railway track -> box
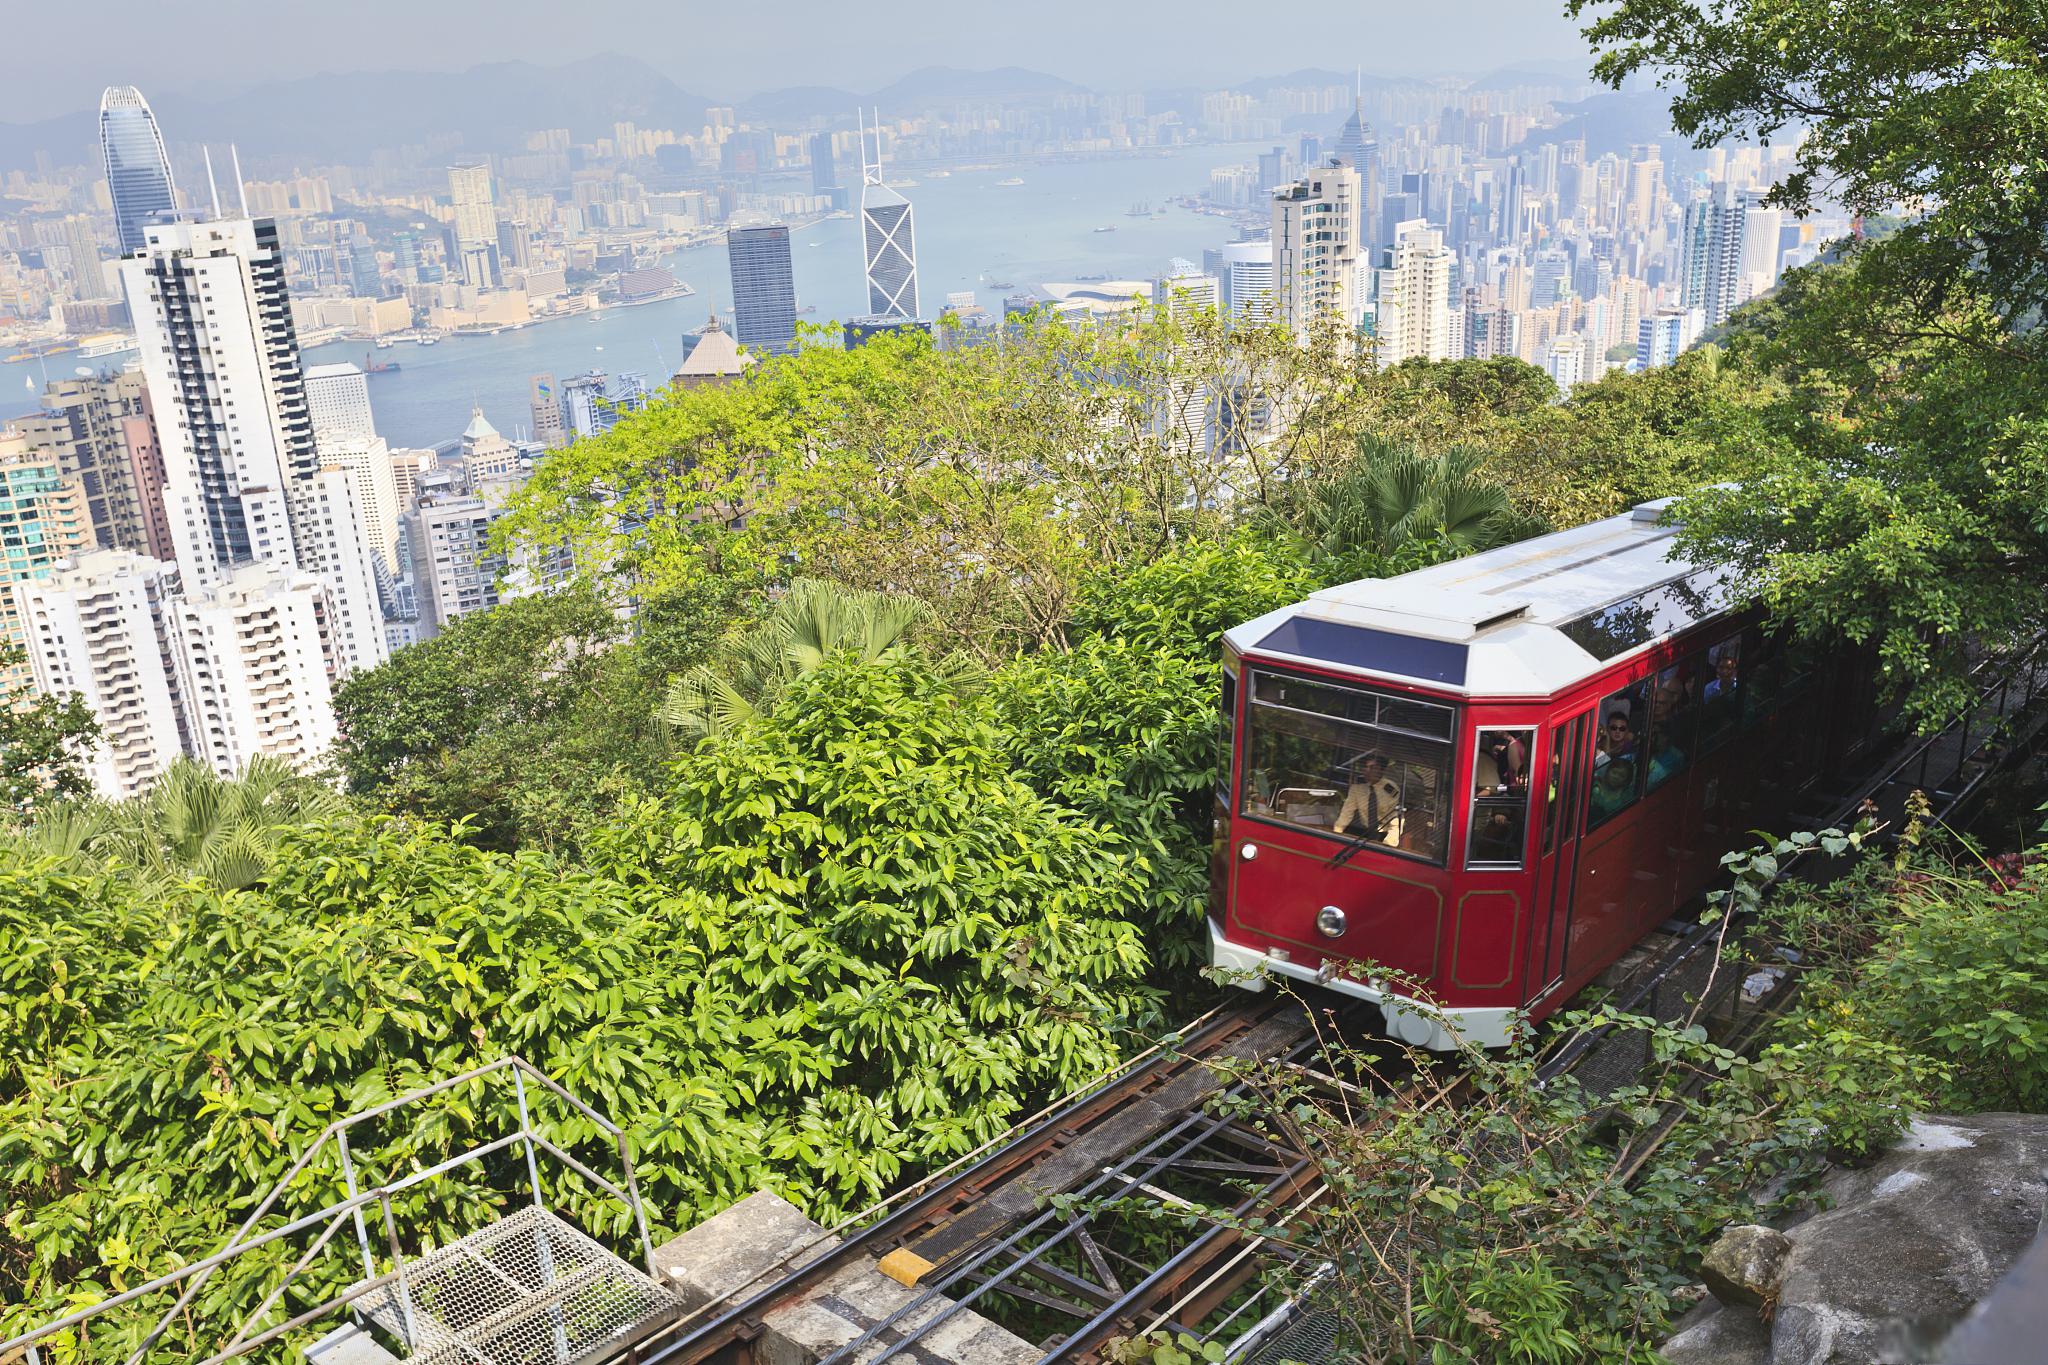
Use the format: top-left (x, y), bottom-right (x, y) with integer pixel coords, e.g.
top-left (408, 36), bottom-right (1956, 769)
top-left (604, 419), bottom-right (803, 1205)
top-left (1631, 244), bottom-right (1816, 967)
top-left (625, 999), bottom-right (1394, 1364)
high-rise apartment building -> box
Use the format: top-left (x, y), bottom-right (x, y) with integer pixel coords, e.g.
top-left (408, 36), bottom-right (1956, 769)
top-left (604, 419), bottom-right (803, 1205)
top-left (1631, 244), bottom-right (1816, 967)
top-left (529, 374), bottom-right (566, 449)
top-left (1272, 162), bottom-right (1363, 337)
top-left (99, 86), bottom-right (176, 257)
top-left (1681, 181), bottom-right (1748, 328)
top-left (1636, 306), bottom-right (1704, 370)
top-left (1545, 333), bottom-right (1586, 392)
top-left (1376, 219), bottom-right (1455, 365)
top-left (402, 476), bottom-right (508, 640)
top-left (121, 217), bottom-right (320, 593)
top-left (305, 362), bottom-right (376, 441)
top-left (293, 467), bottom-right (389, 676)
top-left (859, 116), bottom-right (920, 320)
top-left (314, 431), bottom-right (403, 575)
top-left (0, 431), bottom-right (93, 695)
top-left (169, 561), bottom-right (340, 776)
top-left (726, 224), bottom-right (798, 355)
top-left (12, 550), bottom-right (185, 798)
top-left (16, 372), bottom-right (172, 560)
top-left (448, 163), bottom-right (500, 288)
top-left (808, 131), bottom-right (838, 196)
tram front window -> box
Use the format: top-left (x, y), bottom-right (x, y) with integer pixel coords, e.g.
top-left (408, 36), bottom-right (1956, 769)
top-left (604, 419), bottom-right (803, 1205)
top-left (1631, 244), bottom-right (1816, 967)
top-left (1240, 671), bottom-right (1454, 863)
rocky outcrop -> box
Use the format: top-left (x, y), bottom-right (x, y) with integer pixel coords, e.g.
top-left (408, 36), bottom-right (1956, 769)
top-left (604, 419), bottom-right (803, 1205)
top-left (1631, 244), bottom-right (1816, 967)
top-left (1663, 1113), bottom-right (2048, 1365)
top-left (1698, 1224), bottom-right (1792, 1309)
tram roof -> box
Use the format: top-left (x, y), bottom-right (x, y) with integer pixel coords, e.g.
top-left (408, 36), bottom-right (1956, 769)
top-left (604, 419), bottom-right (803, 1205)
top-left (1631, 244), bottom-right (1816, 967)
top-left (1226, 497), bottom-right (1731, 698)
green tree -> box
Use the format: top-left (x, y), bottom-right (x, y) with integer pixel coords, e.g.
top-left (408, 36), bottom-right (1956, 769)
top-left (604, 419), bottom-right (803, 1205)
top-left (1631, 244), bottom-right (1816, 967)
top-left (1280, 437), bottom-right (1534, 581)
top-left (1573, 0), bottom-right (2048, 338)
top-left (0, 641), bottom-right (99, 817)
top-left (330, 586), bottom-right (687, 851)
top-left (658, 578), bottom-right (961, 738)
top-left (10, 755), bottom-right (346, 891)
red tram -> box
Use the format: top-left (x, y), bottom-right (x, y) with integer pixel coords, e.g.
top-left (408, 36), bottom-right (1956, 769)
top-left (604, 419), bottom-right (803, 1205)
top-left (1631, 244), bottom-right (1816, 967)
top-left (1209, 498), bottom-right (1883, 1049)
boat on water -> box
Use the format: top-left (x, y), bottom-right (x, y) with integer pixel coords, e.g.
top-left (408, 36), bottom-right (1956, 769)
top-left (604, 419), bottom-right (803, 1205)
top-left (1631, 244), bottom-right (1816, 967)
top-left (1092, 225), bottom-right (1117, 233)
top-left (373, 336), bottom-right (395, 350)
top-left (997, 176), bottom-right (1024, 186)
top-left (1126, 201), bottom-right (1152, 217)
top-left (362, 353), bottom-right (401, 375)
top-left (927, 169), bottom-right (951, 178)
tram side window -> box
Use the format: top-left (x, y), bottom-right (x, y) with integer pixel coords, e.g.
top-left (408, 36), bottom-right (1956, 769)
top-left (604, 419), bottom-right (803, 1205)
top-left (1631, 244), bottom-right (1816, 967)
top-left (1218, 669), bottom-right (1238, 801)
top-left (1588, 681), bottom-right (1649, 828)
top-left (1468, 728), bottom-right (1535, 867)
top-left (1700, 634), bottom-right (1743, 751)
top-left (1240, 671), bottom-right (1454, 863)
top-left (1646, 662), bottom-right (1697, 792)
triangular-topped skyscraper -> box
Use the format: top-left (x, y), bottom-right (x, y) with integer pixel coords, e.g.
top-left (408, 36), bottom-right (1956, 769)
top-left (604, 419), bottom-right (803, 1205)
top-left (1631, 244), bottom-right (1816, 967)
top-left (859, 109), bottom-right (920, 320)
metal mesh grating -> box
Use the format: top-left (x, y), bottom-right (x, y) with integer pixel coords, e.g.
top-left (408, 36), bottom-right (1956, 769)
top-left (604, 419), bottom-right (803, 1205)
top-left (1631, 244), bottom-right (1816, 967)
top-left (1243, 1307), bottom-right (1341, 1365)
top-left (355, 1206), bottom-right (680, 1365)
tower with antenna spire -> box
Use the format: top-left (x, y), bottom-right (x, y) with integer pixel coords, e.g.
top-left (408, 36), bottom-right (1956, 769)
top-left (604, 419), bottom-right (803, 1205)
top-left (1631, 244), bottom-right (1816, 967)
top-left (1332, 69), bottom-right (1383, 253)
top-left (858, 109), bottom-right (921, 320)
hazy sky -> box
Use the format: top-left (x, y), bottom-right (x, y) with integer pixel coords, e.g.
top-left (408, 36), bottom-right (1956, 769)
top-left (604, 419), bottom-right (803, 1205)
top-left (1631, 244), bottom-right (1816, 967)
top-left (1, 0), bottom-right (1594, 123)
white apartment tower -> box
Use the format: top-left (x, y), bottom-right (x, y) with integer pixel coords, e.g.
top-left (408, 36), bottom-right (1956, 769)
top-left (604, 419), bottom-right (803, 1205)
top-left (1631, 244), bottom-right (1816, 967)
top-left (12, 550), bottom-right (186, 799)
top-left (1375, 219), bottom-right (1455, 365)
top-left (170, 561), bottom-right (339, 777)
top-left (1272, 161), bottom-right (1363, 337)
top-left (305, 362), bottom-right (377, 441)
top-left (121, 218), bottom-right (317, 595)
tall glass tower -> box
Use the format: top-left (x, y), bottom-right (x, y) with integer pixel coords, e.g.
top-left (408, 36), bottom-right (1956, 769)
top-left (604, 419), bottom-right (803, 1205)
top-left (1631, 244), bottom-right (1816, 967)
top-left (859, 111), bottom-right (920, 320)
top-left (726, 224), bottom-right (798, 355)
top-left (99, 86), bottom-right (177, 256)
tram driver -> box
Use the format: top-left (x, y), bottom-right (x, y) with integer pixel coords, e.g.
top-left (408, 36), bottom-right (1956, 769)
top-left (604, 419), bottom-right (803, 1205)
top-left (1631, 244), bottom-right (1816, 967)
top-left (1335, 751), bottom-right (1404, 846)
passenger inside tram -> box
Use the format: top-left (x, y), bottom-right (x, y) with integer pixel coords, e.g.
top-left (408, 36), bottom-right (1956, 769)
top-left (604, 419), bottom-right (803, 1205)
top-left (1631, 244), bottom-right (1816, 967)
top-left (1596, 709), bottom-right (1637, 768)
top-left (1590, 757), bottom-right (1639, 820)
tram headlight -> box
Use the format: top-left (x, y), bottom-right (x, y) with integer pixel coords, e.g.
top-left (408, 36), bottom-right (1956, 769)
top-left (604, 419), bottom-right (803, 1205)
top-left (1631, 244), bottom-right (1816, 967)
top-left (1315, 905), bottom-right (1347, 938)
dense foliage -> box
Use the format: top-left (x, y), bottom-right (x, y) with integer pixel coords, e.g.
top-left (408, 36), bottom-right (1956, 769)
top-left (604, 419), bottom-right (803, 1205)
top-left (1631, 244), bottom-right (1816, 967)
top-left (0, 641), bottom-right (99, 816)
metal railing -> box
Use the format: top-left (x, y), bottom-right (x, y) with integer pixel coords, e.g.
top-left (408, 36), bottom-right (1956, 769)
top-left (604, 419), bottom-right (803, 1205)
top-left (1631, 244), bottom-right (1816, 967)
top-left (1, 1056), bottom-right (657, 1365)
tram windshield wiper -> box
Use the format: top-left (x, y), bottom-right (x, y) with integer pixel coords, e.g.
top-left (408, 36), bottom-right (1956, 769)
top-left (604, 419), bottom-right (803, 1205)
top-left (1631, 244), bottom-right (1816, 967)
top-left (1326, 831), bottom-right (1379, 868)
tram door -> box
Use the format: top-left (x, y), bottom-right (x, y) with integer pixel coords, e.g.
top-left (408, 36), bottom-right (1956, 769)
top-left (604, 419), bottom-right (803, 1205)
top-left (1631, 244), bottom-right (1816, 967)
top-left (1525, 710), bottom-right (1593, 1001)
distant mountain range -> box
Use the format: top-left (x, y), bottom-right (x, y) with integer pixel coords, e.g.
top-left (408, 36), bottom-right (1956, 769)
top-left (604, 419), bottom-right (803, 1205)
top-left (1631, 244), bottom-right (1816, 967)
top-left (0, 53), bottom-right (714, 172)
top-left (0, 53), bottom-right (1604, 174)
top-left (741, 66), bottom-right (1087, 123)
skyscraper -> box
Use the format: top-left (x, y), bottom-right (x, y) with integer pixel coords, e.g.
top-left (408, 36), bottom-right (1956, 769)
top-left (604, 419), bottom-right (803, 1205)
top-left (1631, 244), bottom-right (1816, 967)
top-left (121, 218), bottom-right (318, 592)
top-left (306, 362), bottom-right (377, 441)
top-left (726, 223), bottom-right (798, 354)
top-left (1331, 79), bottom-right (1382, 254)
top-left (1272, 161), bottom-right (1363, 337)
top-left (121, 216), bottom-right (386, 676)
top-left (809, 131), bottom-right (838, 196)
top-left (99, 86), bottom-right (177, 257)
top-left (1216, 239), bottom-right (1276, 327)
top-left (169, 561), bottom-right (340, 774)
top-left (1682, 181), bottom-right (1748, 328)
top-left (530, 374), bottom-right (567, 449)
top-left (448, 163), bottom-right (500, 288)
top-left (859, 112), bottom-right (920, 320)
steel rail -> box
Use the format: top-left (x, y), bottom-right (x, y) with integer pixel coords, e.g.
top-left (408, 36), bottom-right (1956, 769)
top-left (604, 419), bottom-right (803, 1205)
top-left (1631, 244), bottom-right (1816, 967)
top-left (632, 1001), bottom-right (1287, 1364)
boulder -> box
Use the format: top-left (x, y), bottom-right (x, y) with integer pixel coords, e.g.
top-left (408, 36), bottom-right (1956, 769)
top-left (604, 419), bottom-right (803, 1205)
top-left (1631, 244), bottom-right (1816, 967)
top-left (1662, 1113), bottom-right (2048, 1365)
top-left (1699, 1224), bottom-right (1792, 1308)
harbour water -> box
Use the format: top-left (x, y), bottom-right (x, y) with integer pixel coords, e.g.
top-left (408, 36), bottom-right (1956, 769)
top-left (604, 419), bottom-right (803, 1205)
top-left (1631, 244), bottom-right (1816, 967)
top-left (0, 142), bottom-right (1271, 450)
